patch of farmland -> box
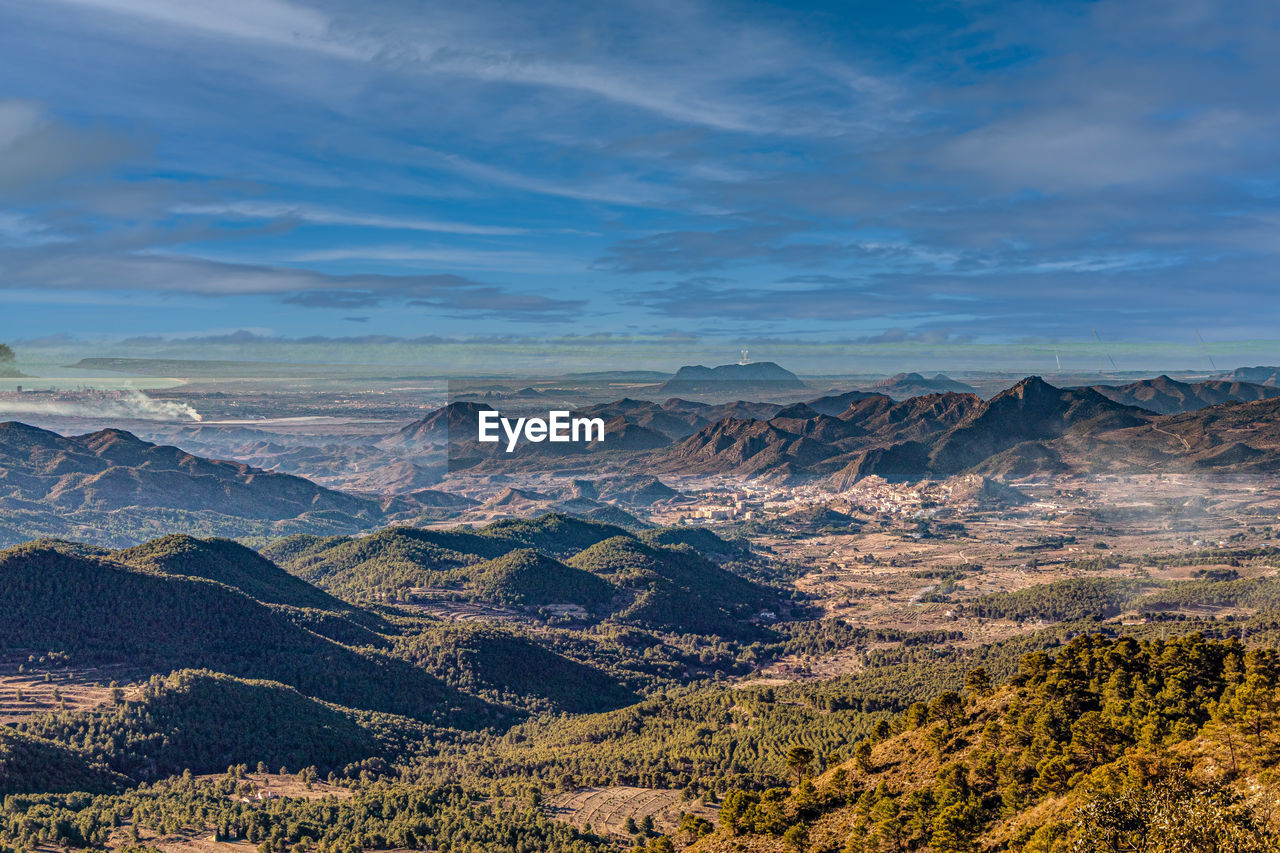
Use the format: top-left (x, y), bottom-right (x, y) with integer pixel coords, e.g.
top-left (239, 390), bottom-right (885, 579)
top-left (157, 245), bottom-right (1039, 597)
top-left (544, 786), bottom-right (718, 838)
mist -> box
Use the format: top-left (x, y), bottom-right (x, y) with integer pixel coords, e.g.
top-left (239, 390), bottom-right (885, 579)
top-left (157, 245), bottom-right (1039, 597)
top-left (0, 389), bottom-right (202, 422)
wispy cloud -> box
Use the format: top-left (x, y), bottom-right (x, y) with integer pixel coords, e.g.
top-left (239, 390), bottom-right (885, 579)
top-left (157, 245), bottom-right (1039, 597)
top-left (172, 201), bottom-right (528, 236)
top-left (0, 249), bottom-right (584, 318)
top-left (37, 0), bottom-right (898, 137)
top-left (291, 245), bottom-right (582, 274)
top-left (50, 0), bottom-right (367, 58)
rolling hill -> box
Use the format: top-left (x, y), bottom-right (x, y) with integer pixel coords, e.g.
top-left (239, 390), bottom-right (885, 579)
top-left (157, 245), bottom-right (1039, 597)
top-left (266, 513), bottom-right (775, 638)
top-left (0, 726), bottom-right (126, 795)
top-left (14, 669), bottom-right (388, 781)
top-left (1085, 374), bottom-right (1280, 413)
top-left (468, 548), bottom-right (616, 608)
top-left (0, 541), bottom-right (495, 726)
top-left (114, 534), bottom-right (354, 611)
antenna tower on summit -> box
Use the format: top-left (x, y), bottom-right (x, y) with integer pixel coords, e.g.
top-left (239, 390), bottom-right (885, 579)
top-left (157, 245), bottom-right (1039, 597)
top-left (738, 349), bottom-right (751, 365)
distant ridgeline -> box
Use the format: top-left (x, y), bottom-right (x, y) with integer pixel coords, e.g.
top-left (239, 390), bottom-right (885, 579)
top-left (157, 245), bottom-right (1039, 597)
top-left (0, 422), bottom-right (387, 547)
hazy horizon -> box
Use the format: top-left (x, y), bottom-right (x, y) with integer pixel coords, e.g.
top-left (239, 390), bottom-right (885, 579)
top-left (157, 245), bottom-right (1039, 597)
top-left (2, 330), bottom-right (1274, 379)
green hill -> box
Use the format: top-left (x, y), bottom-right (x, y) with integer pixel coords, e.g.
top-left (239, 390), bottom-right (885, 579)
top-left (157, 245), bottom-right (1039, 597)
top-left (467, 548), bottom-right (615, 608)
top-left (569, 537), bottom-right (771, 637)
top-left (267, 515), bottom-right (776, 637)
top-left (115, 534), bottom-right (353, 611)
top-left (397, 622), bottom-right (638, 714)
top-left (16, 670), bottom-right (386, 781)
top-left (115, 534), bottom-right (389, 645)
top-left (639, 526), bottom-right (744, 557)
top-left (476, 513), bottom-right (630, 556)
top-left (262, 527), bottom-right (494, 601)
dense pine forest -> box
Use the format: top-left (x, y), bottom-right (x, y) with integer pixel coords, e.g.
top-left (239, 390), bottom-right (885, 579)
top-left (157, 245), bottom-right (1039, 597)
top-left (702, 634), bottom-right (1280, 852)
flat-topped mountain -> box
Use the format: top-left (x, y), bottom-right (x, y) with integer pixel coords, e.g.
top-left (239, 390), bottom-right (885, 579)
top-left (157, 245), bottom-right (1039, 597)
top-left (1224, 365), bottom-right (1280, 385)
top-left (659, 361), bottom-right (804, 393)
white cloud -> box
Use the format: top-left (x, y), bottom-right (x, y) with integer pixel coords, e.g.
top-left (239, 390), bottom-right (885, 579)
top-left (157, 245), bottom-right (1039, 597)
top-left (290, 244), bottom-right (581, 273)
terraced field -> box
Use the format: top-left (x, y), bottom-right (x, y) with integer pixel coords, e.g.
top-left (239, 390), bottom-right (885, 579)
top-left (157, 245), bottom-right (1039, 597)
top-left (544, 786), bottom-right (718, 839)
top-left (0, 654), bottom-right (143, 723)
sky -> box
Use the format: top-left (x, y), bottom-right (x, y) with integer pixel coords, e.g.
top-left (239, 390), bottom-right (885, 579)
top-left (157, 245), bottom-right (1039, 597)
top-left (0, 0), bottom-right (1278, 372)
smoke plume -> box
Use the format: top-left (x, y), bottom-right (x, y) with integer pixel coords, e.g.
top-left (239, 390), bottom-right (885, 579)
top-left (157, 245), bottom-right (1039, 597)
top-left (0, 389), bottom-right (202, 422)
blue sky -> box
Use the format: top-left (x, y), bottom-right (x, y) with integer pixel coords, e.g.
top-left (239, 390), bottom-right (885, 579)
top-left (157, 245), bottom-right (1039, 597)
top-left (0, 0), bottom-right (1277, 371)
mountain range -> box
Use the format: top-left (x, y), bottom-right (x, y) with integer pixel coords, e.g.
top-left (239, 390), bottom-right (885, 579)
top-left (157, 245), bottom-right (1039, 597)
top-left (1087, 374), bottom-right (1280, 413)
top-left (643, 375), bottom-right (1280, 484)
top-left (0, 422), bottom-right (385, 547)
top-left (2, 372), bottom-right (1280, 547)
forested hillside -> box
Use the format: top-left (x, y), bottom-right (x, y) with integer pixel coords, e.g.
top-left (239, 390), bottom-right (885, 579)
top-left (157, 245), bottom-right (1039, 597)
top-left (266, 514), bottom-right (779, 638)
top-left (15, 670), bottom-right (390, 781)
top-left (0, 542), bottom-right (496, 727)
top-left (697, 634), bottom-right (1280, 852)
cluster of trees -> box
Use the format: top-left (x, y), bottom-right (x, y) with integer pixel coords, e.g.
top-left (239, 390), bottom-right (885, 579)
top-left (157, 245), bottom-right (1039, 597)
top-left (0, 773), bottom-right (610, 853)
top-left (1140, 575), bottom-right (1280, 614)
top-left (776, 620), bottom-right (963, 659)
top-left (0, 728), bottom-right (124, 795)
top-left (967, 577), bottom-right (1149, 622)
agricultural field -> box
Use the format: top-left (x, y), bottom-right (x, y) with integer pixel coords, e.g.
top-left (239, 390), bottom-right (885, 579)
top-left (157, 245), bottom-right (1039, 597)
top-left (544, 787), bottom-right (718, 839)
top-left (0, 653), bottom-right (143, 723)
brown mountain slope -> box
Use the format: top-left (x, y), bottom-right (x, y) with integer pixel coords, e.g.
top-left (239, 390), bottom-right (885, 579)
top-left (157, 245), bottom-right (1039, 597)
top-left (0, 422), bottom-right (384, 546)
top-left (927, 376), bottom-right (1148, 475)
top-left (1058, 395), bottom-right (1280, 475)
